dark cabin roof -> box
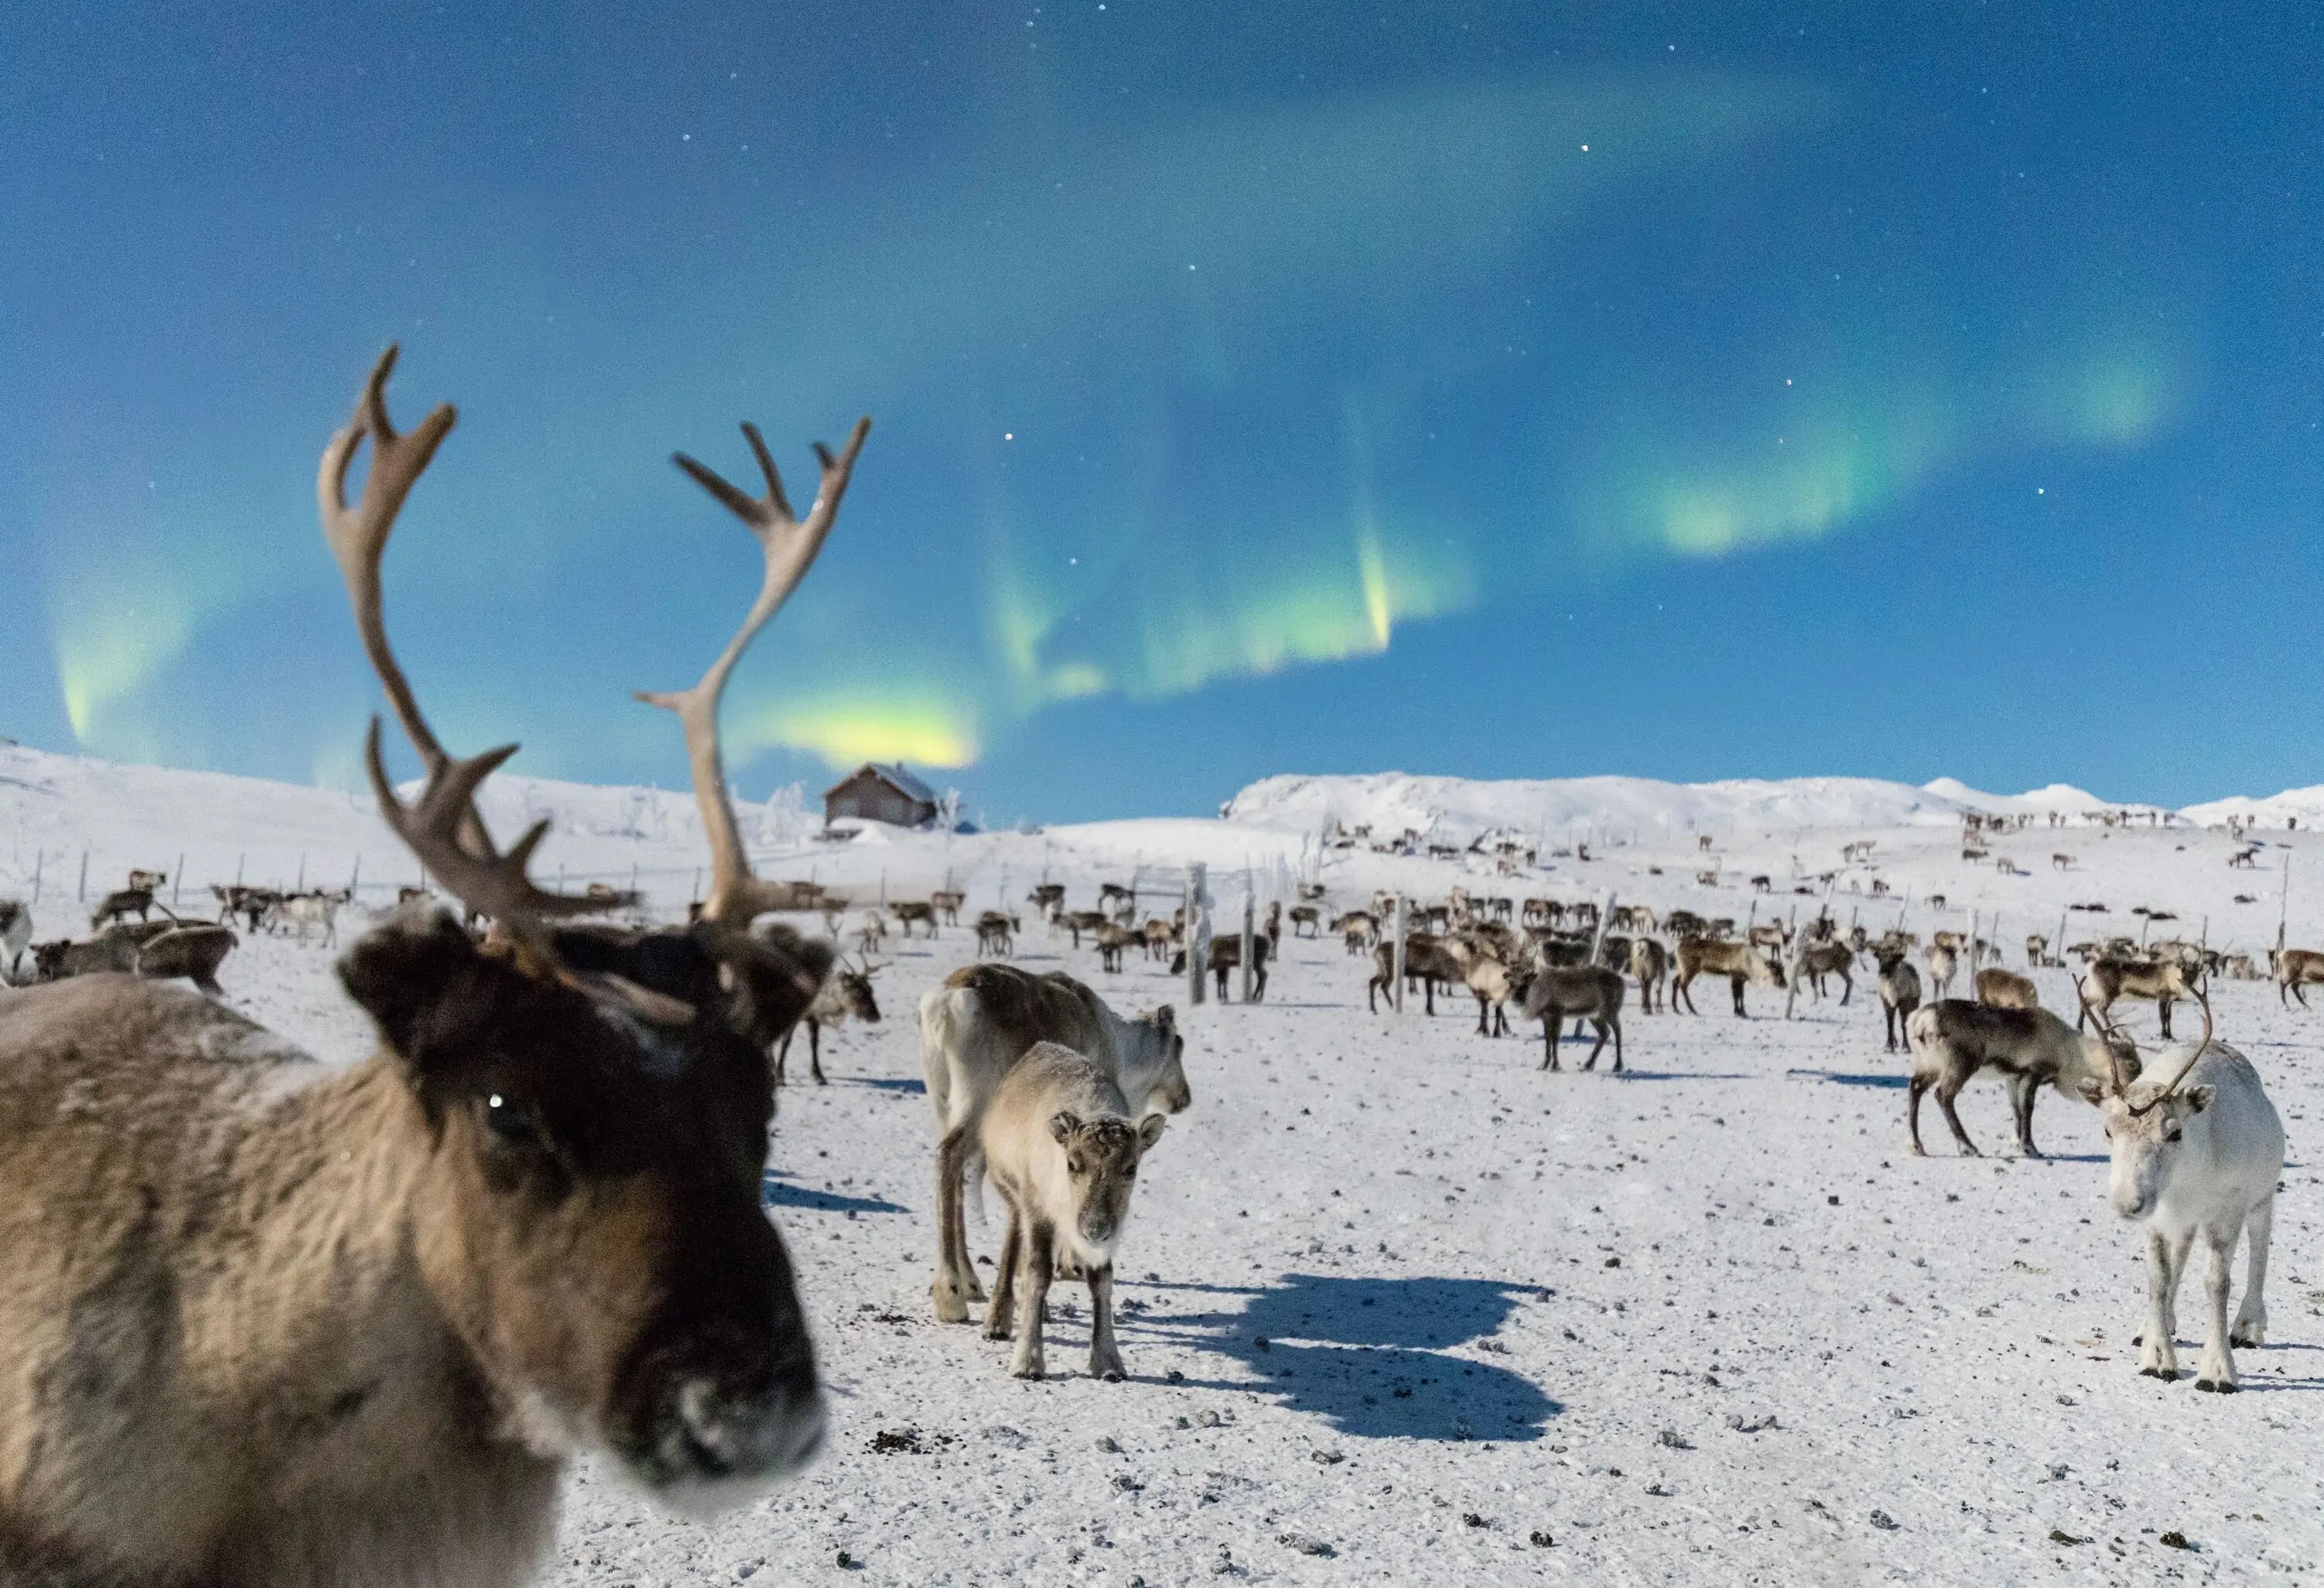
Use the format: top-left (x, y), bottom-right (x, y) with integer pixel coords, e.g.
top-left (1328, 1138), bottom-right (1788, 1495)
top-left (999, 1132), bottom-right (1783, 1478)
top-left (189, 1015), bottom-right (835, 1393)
top-left (823, 762), bottom-right (938, 806)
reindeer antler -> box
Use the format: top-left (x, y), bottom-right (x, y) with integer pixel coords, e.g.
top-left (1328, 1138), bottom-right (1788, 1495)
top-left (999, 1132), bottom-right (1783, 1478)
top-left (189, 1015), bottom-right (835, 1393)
top-left (322, 347), bottom-right (632, 940)
top-left (2129, 983), bottom-right (2213, 1116)
top-left (641, 414), bottom-right (871, 930)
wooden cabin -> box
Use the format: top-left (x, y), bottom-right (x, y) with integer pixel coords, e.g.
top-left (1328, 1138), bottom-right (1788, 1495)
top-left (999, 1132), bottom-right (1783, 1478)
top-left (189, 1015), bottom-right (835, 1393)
top-left (823, 762), bottom-right (940, 828)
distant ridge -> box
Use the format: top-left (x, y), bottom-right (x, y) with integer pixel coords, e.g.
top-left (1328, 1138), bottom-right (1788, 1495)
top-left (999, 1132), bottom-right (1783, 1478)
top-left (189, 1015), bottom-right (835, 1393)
top-left (1222, 771), bottom-right (2191, 842)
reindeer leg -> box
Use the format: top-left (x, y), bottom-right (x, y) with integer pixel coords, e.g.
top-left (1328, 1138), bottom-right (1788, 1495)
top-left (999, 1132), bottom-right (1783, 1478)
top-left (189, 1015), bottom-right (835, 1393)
top-left (1540, 1015), bottom-right (1560, 1071)
top-left (1088, 1263), bottom-right (1126, 1381)
top-left (774, 1031), bottom-right (792, 1086)
top-left (2138, 1228), bottom-right (2185, 1377)
top-left (1010, 1222), bottom-right (1055, 1379)
top-left (1583, 1019), bottom-right (1611, 1071)
top-left (1474, 995), bottom-right (1489, 1037)
top-left (2195, 1219), bottom-right (2242, 1391)
top-left (1906, 1075), bottom-right (1929, 1155)
top-left (933, 1127), bottom-right (979, 1322)
top-left (984, 1206), bottom-right (1023, 1341)
top-left (1935, 1074), bottom-right (1981, 1157)
top-left (809, 1021), bottom-right (827, 1085)
top-left (1731, 974), bottom-right (1748, 1018)
top-left (2233, 1194), bottom-right (2272, 1348)
top-left (2009, 1072), bottom-right (2040, 1157)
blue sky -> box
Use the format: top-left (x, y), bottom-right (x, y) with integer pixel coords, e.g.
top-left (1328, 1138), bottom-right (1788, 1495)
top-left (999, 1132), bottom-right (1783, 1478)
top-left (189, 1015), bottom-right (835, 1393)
top-left (2, 2), bottom-right (2317, 822)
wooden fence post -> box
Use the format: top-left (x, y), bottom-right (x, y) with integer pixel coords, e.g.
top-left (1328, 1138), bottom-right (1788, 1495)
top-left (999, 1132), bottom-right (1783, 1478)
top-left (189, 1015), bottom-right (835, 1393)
top-left (1391, 895), bottom-right (1408, 1013)
top-left (1184, 864), bottom-right (1207, 1006)
top-left (1239, 892), bottom-right (1256, 1003)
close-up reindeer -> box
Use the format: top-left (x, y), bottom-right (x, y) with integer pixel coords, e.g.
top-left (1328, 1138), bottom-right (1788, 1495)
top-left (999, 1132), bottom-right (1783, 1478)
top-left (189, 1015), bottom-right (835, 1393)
top-left (0, 350), bottom-right (863, 1588)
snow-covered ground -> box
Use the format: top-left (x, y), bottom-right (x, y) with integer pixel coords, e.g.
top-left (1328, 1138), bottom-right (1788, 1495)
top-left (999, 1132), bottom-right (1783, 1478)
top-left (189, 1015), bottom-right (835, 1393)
top-left (5, 746), bottom-right (2321, 1583)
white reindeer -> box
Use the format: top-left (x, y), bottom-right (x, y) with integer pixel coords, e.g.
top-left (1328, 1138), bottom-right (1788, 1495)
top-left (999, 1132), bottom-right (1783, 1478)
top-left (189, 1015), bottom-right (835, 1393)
top-left (978, 1041), bottom-right (1167, 1380)
top-left (2078, 998), bottom-right (2283, 1391)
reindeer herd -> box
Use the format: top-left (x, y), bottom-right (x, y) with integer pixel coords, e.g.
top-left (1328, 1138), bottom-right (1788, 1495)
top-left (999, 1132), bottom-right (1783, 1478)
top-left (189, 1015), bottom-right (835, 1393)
top-left (0, 351), bottom-right (2302, 1588)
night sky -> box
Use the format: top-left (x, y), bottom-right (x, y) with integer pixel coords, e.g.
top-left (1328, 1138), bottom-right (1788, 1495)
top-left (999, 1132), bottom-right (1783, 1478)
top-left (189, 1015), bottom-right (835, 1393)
top-left (3, 2), bottom-right (2317, 823)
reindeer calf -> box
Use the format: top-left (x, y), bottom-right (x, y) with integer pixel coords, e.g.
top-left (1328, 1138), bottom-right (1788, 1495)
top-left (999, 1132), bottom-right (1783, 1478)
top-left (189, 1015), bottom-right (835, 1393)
top-left (977, 1043), bottom-right (1167, 1380)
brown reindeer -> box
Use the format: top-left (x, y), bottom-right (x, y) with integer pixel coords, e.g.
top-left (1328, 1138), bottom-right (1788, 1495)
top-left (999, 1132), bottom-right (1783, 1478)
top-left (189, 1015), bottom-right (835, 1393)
top-left (1521, 964), bottom-right (1625, 1071)
top-left (2274, 947), bottom-right (2324, 1006)
top-left (976, 909), bottom-right (1019, 957)
top-left (0, 349), bottom-right (861, 1588)
top-left (930, 888), bottom-right (967, 925)
top-left (775, 957), bottom-right (883, 1086)
top-left (888, 899), bottom-right (940, 938)
top-left (1974, 966), bottom-right (2040, 1010)
top-left (88, 885), bottom-right (156, 929)
top-left (1629, 937), bottom-right (1669, 1012)
top-left (1672, 937), bottom-right (1786, 1016)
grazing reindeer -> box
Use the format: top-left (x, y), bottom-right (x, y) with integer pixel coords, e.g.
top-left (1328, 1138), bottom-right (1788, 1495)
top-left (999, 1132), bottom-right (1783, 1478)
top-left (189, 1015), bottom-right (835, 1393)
top-left (1875, 948), bottom-right (1922, 1053)
top-left (979, 1043), bottom-right (1167, 1380)
top-left (2078, 1000), bottom-right (2282, 1391)
top-left (1672, 937), bottom-right (1785, 1017)
top-left (1521, 964), bottom-right (1624, 1071)
top-left (0, 350), bottom-right (854, 1588)
top-left (1026, 883), bottom-right (1066, 928)
top-left (88, 885), bottom-right (156, 929)
top-left (1171, 933), bottom-right (1270, 1002)
top-left (2228, 844), bottom-right (2260, 869)
top-left (1973, 966), bottom-right (2040, 1010)
top-left (975, 909), bottom-right (1019, 957)
top-left (854, 909), bottom-right (889, 957)
top-left (1783, 940), bottom-right (1855, 1017)
top-left (1629, 937), bottom-right (1669, 1013)
top-left (2273, 947), bottom-right (2324, 1006)
top-left (930, 888), bottom-right (966, 925)
top-left (919, 964), bottom-right (1191, 1324)
top-left (775, 956), bottom-right (883, 1086)
top-left (1098, 882), bottom-right (1136, 917)
top-left (0, 898), bottom-right (29, 981)
top-left (2081, 954), bottom-right (2201, 1038)
top-left (1332, 910), bottom-right (1378, 953)
top-left (1094, 920), bottom-right (1138, 973)
top-left (889, 899), bottom-right (939, 938)
top-left (1904, 999), bottom-right (2130, 1157)
top-left (1288, 903), bottom-right (1321, 937)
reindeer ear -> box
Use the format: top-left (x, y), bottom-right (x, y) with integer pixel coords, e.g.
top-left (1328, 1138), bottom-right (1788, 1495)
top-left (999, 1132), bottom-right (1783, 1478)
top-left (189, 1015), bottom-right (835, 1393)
top-left (1049, 1110), bottom-right (1082, 1144)
top-left (338, 908), bottom-right (493, 1076)
top-left (1138, 1112), bottom-right (1168, 1151)
top-left (2184, 1085), bottom-right (2215, 1115)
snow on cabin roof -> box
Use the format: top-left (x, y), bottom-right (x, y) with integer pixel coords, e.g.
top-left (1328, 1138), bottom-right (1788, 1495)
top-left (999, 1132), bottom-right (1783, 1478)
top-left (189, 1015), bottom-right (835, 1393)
top-left (823, 762), bottom-right (938, 806)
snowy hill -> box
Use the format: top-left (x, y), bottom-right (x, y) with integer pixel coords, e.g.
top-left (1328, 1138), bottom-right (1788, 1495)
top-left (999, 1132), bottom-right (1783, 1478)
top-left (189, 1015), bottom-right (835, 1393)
top-left (1220, 770), bottom-right (2178, 846)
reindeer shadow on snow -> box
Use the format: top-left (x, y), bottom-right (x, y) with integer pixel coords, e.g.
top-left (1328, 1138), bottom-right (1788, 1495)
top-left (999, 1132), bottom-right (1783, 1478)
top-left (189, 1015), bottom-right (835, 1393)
top-left (1119, 1273), bottom-right (1560, 1441)
top-left (759, 1170), bottom-right (909, 1217)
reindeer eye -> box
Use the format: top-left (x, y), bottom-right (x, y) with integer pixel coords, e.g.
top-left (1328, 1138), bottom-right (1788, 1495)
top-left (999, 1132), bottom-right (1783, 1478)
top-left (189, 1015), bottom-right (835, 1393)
top-left (483, 1092), bottom-right (542, 1147)
top-left (2165, 1129), bottom-right (2182, 1143)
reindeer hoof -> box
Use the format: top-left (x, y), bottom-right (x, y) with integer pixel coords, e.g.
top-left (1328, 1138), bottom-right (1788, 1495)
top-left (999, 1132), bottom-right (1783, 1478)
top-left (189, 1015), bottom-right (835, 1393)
top-left (2138, 1366), bottom-right (2172, 1380)
top-left (2195, 1377), bottom-right (2236, 1394)
top-left (982, 1318), bottom-right (1012, 1342)
top-left (933, 1289), bottom-right (970, 1325)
